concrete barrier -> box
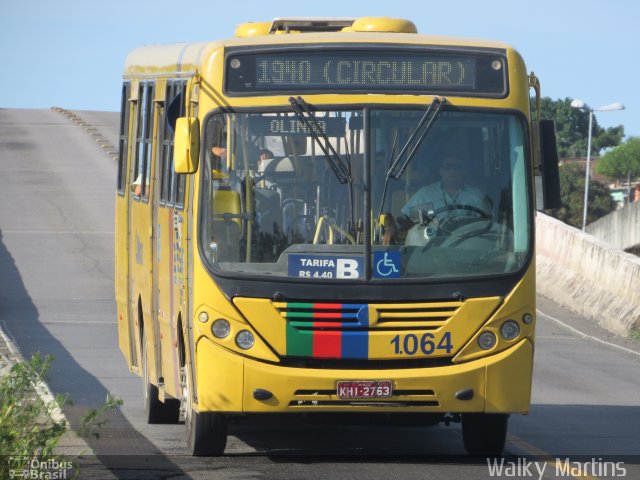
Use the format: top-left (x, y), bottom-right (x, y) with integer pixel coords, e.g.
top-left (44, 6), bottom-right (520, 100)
top-left (536, 212), bottom-right (640, 336)
top-left (585, 200), bottom-right (640, 252)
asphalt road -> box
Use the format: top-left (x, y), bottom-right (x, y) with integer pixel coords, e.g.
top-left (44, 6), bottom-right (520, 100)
top-left (0, 108), bottom-right (638, 479)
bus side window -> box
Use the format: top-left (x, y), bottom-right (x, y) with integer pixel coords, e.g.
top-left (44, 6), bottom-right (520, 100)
top-left (132, 82), bottom-right (155, 199)
top-left (160, 80), bottom-right (188, 208)
top-left (117, 82), bottom-right (131, 195)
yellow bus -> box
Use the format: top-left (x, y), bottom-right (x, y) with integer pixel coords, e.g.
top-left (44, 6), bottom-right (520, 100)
top-left (116, 17), bottom-right (560, 456)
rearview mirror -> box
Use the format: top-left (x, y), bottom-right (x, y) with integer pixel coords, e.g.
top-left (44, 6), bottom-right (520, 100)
top-left (174, 117), bottom-right (200, 174)
top-left (533, 120), bottom-right (561, 210)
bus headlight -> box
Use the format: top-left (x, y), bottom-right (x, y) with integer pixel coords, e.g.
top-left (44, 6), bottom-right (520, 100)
top-left (477, 332), bottom-right (497, 350)
top-left (236, 330), bottom-right (255, 350)
top-left (500, 320), bottom-right (520, 341)
top-left (211, 319), bottom-right (231, 339)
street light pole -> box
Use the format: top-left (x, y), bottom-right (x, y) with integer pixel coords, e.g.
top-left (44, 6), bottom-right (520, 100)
top-left (582, 110), bottom-right (593, 231)
top-left (570, 99), bottom-right (625, 231)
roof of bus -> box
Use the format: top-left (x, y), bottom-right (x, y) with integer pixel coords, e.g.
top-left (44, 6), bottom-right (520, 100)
top-left (123, 32), bottom-right (516, 75)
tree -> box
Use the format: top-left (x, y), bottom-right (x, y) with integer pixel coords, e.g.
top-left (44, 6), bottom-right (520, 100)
top-left (534, 97), bottom-right (625, 159)
top-left (545, 163), bottom-right (617, 228)
top-left (596, 137), bottom-right (640, 181)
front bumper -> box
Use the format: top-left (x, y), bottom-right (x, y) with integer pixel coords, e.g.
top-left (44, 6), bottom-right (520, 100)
top-left (194, 336), bottom-right (533, 414)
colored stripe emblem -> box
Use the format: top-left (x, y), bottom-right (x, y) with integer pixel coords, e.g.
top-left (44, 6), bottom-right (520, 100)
top-left (284, 303), bottom-right (369, 359)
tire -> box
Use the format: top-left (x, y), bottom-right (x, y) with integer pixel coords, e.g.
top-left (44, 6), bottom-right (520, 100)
top-left (181, 363), bottom-right (228, 456)
top-left (186, 410), bottom-right (228, 456)
top-left (462, 413), bottom-right (508, 456)
top-left (142, 331), bottom-right (180, 424)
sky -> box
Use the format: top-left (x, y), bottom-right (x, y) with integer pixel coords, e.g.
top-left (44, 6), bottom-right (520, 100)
top-left (1, 0), bottom-right (637, 137)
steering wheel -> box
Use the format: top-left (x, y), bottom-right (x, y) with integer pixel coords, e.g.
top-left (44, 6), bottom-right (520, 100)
top-left (434, 204), bottom-right (492, 237)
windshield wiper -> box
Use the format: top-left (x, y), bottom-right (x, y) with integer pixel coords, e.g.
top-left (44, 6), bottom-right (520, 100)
top-left (288, 96), bottom-right (351, 184)
top-left (375, 131), bottom-right (398, 233)
top-left (375, 97), bottom-right (446, 234)
top-left (385, 96), bottom-right (446, 179)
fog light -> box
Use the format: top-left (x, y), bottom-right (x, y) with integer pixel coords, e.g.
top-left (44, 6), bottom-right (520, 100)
top-left (211, 319), bottom-right (230, 338)
top-left (523, 313), bottom-right (533, 324)
top-left (500, 320), bottom-right (520, 340)
top-left (198, 311), bottom-right (209, 323)
top-left (478, 332), bottom-right (497, 350)
top-left (236, 330), bottom-right (255, 350)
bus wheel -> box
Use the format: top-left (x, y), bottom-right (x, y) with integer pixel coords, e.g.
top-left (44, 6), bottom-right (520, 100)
top-left (142, 331), bottom-right (179, 423)
top-left (181, 364), bottom-right (228, 456)
top-left (461, 413), bottom-right (508, 456)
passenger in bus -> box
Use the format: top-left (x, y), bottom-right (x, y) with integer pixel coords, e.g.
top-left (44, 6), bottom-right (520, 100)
top-left (400, 154), bottom-right (491, 225)
top-left (207, 114), bottom-right (227, 170)
top-left (211, 146), bottom-right (226, 157)
top-left (256, 149), bottom-right (274, 172)
top-left (132, 172), bottom-right (150, 196)
top-left (210, 146), bottom-right (228, 178)
top-left (211, 146), bottom-right (227, 166)
top-left (255, 149), bottom-right (275, 182)
top-left (132, 175), bottom-right (142, 196)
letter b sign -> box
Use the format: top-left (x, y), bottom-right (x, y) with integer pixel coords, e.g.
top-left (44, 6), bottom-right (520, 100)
top-left (336, 259), bottom-right (360, 279)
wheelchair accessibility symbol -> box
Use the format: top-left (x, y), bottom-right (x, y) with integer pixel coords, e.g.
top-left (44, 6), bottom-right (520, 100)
top-left (374, 251), bottom-right (401, 278)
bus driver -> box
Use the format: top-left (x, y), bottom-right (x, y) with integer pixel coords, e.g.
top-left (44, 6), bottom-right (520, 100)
top-left (401, 154), bottom-right (492, 223)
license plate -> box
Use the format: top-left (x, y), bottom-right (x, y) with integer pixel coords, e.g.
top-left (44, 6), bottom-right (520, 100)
top-left (336, 380), bottom-right (393, 399)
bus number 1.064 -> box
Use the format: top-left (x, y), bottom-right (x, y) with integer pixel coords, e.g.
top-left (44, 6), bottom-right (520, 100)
top-left (390, 332), bottom-right (453, 356)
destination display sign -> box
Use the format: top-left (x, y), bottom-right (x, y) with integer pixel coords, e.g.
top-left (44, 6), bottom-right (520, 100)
top-left (246, 116), bottom-right (346, 137)
top-left (225, 49), bottom-right (507, 96)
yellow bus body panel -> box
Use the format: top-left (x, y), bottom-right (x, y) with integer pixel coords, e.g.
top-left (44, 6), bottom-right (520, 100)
top-left (485, 339), bottom-right (533, 413)
top-left (195, 337), bottom-right (244, 412)
top-left (192, 267), bottom-right (536, 414)
top-left (194, 335), bottom-right (533, 414)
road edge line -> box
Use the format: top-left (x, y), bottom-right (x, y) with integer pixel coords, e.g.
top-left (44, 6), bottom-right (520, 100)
top-left (536, 309), bottom-right (640, 358)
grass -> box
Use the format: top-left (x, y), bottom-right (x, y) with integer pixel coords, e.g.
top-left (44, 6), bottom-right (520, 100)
top-left (0, 353), bottom-right (122, 478)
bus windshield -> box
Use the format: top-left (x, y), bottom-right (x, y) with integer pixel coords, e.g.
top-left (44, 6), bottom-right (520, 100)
top-left (200, 108), bottom-right (530, 281)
